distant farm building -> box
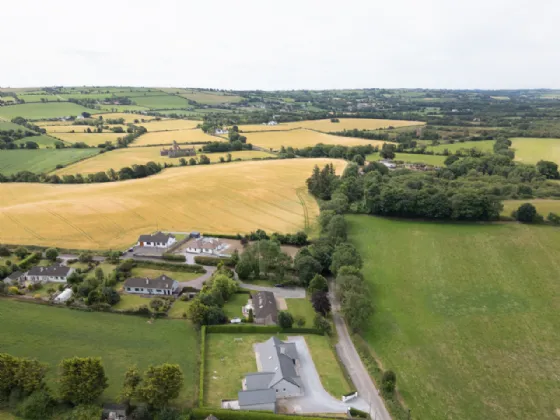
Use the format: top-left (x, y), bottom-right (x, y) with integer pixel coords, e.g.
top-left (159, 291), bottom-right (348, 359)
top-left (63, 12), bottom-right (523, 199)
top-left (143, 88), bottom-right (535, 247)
top-left (160, 141), bottom-right (196, 158)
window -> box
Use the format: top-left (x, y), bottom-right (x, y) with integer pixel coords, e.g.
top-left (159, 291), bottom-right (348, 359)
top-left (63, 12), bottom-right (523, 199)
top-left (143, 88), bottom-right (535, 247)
top-left (127, 287), bottom-right (131, 291)
top-left (275, 389), bottom-right (278, 393)
top-left (283, 388), bottom-right (286, 391)
top-left (156, 289), bottom-right (162, 293)
top-left (134, 288), bottom-right (140, 291)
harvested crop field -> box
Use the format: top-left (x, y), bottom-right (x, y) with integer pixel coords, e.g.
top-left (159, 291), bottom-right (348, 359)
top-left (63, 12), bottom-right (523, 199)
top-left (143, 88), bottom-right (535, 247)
top-left (0, 148), bottom-right (99, 175)
top-left (132, 129), bottom-right (219, 146)
top-left (244, 129), bottom-right (392, 151)
top-left (50, 132), bottom-right (124, 146)
top-left (348, 215), bottom-right (560, 420)
top-left (0, 158), bottom-right (345, 249)
top-left (138, 119), bottom-right (202, 132)
top-left (238, 118), bottom-right (424, 132)
top-left (54, 147), bottom-right (275, 175)
top-left (510, 137), bottom-right (560, 165)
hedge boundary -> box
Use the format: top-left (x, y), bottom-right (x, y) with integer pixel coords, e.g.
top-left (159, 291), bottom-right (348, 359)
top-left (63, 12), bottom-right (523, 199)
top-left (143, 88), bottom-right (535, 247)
top-left (206, 325), bottom-right (323, 335)
top-left (192, 408), bottom-right (341, 420)
top-left (194, 256), bottom-right (233, 266)
top-left (198, 325), bottom-right (207, 407)
top-left (134, 260), bottom-right (205, 273)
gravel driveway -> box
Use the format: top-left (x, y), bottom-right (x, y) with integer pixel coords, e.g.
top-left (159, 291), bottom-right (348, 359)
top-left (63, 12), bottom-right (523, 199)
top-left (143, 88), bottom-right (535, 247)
top-left (280, 336), bottom-right (370, 414)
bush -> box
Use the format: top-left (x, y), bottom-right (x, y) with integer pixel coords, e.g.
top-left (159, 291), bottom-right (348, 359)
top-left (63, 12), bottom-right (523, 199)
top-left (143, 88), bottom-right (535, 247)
top-left (513, 203), bottom-right (540, 223)
top-left (16, 390), bottom-right (54, 420)
top-left (294, 315), bottom-right (306, 327)
top-left (313, 314), bottom-right (332, 336)
top-left (19, 252), bottom-right (42, 270)
top-left (0, 246), bottom-right (11, 256)
top-left (194, 256), bottom-right (233, 266)
top-left (547, 212), bottom-right (560, 225)
top-left (348, 407), bottom-right (368, 418)
top-left (162, 253), bottom-right (186, 262)
top-left (381, 370), bottom-right (397, 395)
top-left (278, 311), bottom-right (294, 328)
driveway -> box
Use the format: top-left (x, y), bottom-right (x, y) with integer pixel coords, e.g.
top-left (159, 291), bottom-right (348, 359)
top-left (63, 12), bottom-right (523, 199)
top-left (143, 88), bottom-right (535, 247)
top-left (280, 336), bottom-right (370, 414)
top-left (238, 283), bottom-right (306, 298)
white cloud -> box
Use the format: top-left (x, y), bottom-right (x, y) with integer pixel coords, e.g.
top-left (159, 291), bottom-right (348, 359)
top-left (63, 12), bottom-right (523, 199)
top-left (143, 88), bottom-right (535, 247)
top-left (0, 0), bottom-right (558, 89)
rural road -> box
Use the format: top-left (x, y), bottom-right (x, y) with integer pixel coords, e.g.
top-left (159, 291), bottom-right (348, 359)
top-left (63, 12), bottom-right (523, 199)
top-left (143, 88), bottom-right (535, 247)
top-left (330, 283), bottom-right (392, 420)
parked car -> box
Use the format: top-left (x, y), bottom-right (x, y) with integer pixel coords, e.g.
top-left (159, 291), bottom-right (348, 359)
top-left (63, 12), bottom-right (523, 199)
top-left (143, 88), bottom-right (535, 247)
top-left (128, 248), bottom-right (134, 252)
top-left (274, 284), bottom-right (284, 288)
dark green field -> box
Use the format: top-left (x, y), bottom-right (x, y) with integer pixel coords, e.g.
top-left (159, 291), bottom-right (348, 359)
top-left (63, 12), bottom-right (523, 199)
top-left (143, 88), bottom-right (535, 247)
top-left (0, 300), bottom-right (199, 405)
top-left (0, 148), bottom-right (99, 174)
top-left (347, 216), bottom-right (560, 420)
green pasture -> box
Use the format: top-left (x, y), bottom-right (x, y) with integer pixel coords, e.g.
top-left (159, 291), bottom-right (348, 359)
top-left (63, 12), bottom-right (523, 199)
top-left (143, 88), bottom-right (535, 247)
top-left (0, 148), bottom-right (99, 175)
top-left (425, 139), bottom-right (495, 154)
top-left (13, 135), bottom-right (63, 148)
top-left (0, 103), bottom-right (100, 120)
top-left (510, 137), bottom-right (560, 165)
top-left (366, 152), bottom-right (446, 166)
top-left (347, 215), bottom-right (560, 420)
top-left (131, 95), bottom-right (192, 109)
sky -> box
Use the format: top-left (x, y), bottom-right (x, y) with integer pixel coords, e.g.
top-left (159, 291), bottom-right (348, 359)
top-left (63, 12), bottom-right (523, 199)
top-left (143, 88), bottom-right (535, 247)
top-left (1, 0), bottom-right (558, 90)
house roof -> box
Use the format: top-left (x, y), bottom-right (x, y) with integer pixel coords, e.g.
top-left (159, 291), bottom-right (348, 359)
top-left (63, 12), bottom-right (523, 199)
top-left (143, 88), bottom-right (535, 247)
top-left (204, 416), bottom-right (219, 420)
top-left (252, 291), bottom-right (278, 323)
top-left (124, 274), bottom-right (176, 289)
top-left (138, 231), bottom-right (175, 243)
top-left (27, 265), bottom-right (71, 277)
top-left (256, 337), bottom-right (301, 389)
top-left (244, 372), bottom-right (276, 391)
top-left (238, 388), bottom-right (276, 406)
top-left (188, 237), bottom-right (223, 250)
top-left (5, 271), bottom-right (23, 280)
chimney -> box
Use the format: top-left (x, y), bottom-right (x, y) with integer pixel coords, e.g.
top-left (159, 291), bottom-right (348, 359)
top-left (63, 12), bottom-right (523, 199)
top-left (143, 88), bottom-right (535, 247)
top-left (146, 278), bottom-right (149, 285)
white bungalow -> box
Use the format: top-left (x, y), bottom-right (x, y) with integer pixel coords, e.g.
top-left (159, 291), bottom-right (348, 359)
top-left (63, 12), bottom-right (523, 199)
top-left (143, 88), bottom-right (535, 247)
top-left (185, 237), bottom-right (228, 255)
top-left (24, 265), bottom-right (74, 284)
top-left (136, 232), bottom-right (176, 248)
top-left (124, 275), bottom-right (179, 296)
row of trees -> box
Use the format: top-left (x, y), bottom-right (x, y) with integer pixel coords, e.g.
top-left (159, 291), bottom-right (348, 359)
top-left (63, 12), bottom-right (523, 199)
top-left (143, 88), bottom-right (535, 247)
top-left (202, 140), bottom-right (252, 153)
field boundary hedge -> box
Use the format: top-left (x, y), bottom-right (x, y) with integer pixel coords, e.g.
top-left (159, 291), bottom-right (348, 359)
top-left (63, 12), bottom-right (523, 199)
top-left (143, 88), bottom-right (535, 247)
top-left (194, 256), bottom-right (233, 266)
top-left (192, 408), bottom-right (341, 420)
top-left (134, 260), bottom-right (205, 273)
top-left (198, 325), bottom-right (207, 407)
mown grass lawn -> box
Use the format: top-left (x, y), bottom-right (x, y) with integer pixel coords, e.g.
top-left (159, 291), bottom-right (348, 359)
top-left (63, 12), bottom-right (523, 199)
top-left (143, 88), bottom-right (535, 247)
top-left (112, 294), bottom-right (154, 311)
top-left (130, 267), bottom-right (201, 282)
top-left (347, 215), bottom-right (560, 420)
top-left (0, 299), bottom-right (199, 405)
top-left (168, 299), bottom-right (192, 319)
top-left (286, 298), bottom-right (315, 327)
top-left (222, 293), bottom-right (249, 319)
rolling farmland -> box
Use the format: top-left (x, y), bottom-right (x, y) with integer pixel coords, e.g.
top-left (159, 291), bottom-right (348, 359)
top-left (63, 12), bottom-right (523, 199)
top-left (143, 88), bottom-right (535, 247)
top-left (180, 91), bottom-right (244, 104)
top-left (501, 199), bottom-right (560, 217)
top-left (131, 94), bottom-right (192, 109)
top-left (44, 124), bottom-right (129, 133)
top-left (97, 112), bottom-right (155, 123)
top-left (0, 148), bottom-right (99, 175)
top-left (131, 128), bottom-right (218, 146)
top-left (510, 137), bottom-right (560, 165)
top-left (49, 132), bottom-right (124, 146)
top-left (0, 158), bottom-right (345, 249)
top-left (137, 118), bottom-right (202, 132)
top-left (366, 151), bottom-right (446, 166)
top-left (0, 102), bottom-right (100, 120)
top-left (244, 129), bottom-right (392, 151)
top-left (426, 140), bottom-right (495, 154)
top-left (54, 147), bottom-right (275, 175)
top-left (348, 215), bottom-right (560, 420)
top-left (238, 118), bottom-right (424, 132)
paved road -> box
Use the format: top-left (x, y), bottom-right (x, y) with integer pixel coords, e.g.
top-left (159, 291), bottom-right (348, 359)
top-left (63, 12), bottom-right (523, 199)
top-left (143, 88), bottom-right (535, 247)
top-left (330, 283), bottom-right (392, 420)
top-left (281, 336), bottom-right (370, 414)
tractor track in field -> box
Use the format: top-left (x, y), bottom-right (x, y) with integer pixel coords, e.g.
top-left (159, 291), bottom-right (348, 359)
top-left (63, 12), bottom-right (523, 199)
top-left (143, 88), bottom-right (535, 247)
top-left (44, 207), bottom-right (97, 246)
top-left (1, 210), bottom-right (44, 241)
top-left (296, 187), bottom-right (311, 231)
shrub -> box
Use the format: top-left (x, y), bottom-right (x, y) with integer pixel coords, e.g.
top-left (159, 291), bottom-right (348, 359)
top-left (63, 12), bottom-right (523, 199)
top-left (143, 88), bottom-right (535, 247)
top-left (513, 203), bottom-right (540, 223)
top-left (194, 256), bottom-right (233, 266)
top-left (16, 390), bottom-right (54, 420)
top-left (8, 286), bottom-right (20, 295)
top-left (382, 370), bottom-right (397, 395)
top-left (294, 315), bottom-right (306, 327)
top-left (33, 294), bottom-right (42, 300)
top-left (278, 311), bottom-right (294, 329)
top-left (162, 253), bottom-right (186, 262)
top-left (547, 212), bottom-right (560, 225)
top-left (0, 246), bottom-right (11, 256)
top-left (192, 408), bottom-right (332, 420)
top-left (348, 407), bottom-right (368, 418)
top-left (313, 314), bottom-right (332, 336)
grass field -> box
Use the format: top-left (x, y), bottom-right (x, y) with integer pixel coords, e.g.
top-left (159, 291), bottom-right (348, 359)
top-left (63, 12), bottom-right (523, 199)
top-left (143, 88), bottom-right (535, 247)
top-left (98, 104), bottom-right (151, 112)
top-left (347, 215), bottom-right (560, 420)
top-left (132, 129), bottom-right (215, 147)
top-left (238, 118), bottom-right (424, 133)
top-left (112, 294), bottom-right (155, 311)
top-left (54, 147), bottom-right (275, 175)
top-left (366, 152), bottom-right (446, 166)
top-left (180, 91), bottom-right (244, 105)
top-left (0, 103), bottom-right (99, 120)
top-left (130, 267), bottom-right (200, 282)
top-left (510, 137), bottom-right (560, 165)
top-left (168, 300), bottom-right (193, 319)
top-left (426, 140), bottom-right (495, 154)
top-left (0, 148), bottom-right (99, 175)
top-left (0, 120), bottom-right (29, 131)
top-left (44, 124), bottom-right (128, 133)
top-left (50, 132), bottom-right (124, 146)
top-left (244, 129), bottom-right (392, 151)
top-left (286, 298), bottom-right (315, 327)
top-left (0, 299), bottom-right (199, 405)
top-left (501, 199), bottom-right (560, 217)
top-left (137, 119), bottom-right (202, 132)
top-left (132, 95), bottom-right (192, 109)
top-left (0, 158), bottom-right (345, 249)
top-left (98, 112), bottom-right (155, 124)
top-left (222, 293), bottom-right (249, 319)
top-left (13, 134), bottom-right (62, 148)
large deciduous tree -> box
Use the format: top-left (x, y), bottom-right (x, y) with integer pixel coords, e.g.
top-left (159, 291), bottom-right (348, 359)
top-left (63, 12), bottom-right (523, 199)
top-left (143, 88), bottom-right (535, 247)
top-left (311, 291), bottom-right (331, 316)
top-left (59, 357), bottom-right (108, 405)
top-left (137, 364), bottom-right (183, 409)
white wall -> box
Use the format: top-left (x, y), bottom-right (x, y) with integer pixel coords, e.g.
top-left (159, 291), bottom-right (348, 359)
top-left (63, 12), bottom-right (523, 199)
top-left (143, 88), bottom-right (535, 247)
top-left (26, 268), bottom-right (74, 284)
top-left (137, 237), bottom-right (176, 248)
top-left (241, 402), bottom-right (276, 413)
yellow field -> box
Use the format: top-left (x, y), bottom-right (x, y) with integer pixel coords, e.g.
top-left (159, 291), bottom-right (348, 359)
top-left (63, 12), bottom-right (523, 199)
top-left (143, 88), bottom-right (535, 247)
top-left (244, 129), bottom-right (393, 151)
top-left (501, 199), bottom-right (560, 217)
top-left (238, 118), bottom-right (424, 133)
top-left (54, 147), bottom-right (275, 175)
top-left (511, 137), bottom-right (560, 165)
top-left (36, 120), bottom-right (74, 127)
top-left (138, 119), bottom-right (202, 132)
top-left (0, 158), bottom-right (345, 249)
top-left (50, 132), bottom-right (124, 146)
top-left (98, 112), bottom-right (153, 124)
top-left (132, 129), bottom-right (221, 147)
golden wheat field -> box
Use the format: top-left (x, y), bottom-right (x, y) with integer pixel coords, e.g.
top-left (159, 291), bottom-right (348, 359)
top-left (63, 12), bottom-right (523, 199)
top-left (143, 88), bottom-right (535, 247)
top-left (0, 159), bottom-right (344, 249)
top-left (244, 129), bottom-right (394, 151)
top-left (131, 129), bottom-right (221, 147)
top-left (36, 120), bottom-right (74, 127)
top-left (238, 118), bottom-right (424, 132)
top-left (138, 119), bottom-right (202, 132)
top-left (50, 132), bottom-right (124, 146)
top-left (44, 124), bottom-right (129, 133)
top-left (53, 147), bottom-right (276, 175)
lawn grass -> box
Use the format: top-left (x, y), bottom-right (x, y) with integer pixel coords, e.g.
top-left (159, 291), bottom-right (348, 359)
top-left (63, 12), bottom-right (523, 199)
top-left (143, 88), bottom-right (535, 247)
top-left (0, 103), bottom-right (100, 120)
top-left (168, 299), bottom-right (192, 319)
top-left (304, 335), bottom-right (352, 398)
top-left (112, 294), bottom-right (154, 311)
top-left (0, 148), bottom-right (99, 175)
top-left (13, 134), bottom-right (63, 148)
top-left (222, 293), bottom-right (249, 319)
top-left (366, 152), bottom-right (446, 166)
top-left (347, 215), bottom-right (560, 420)
top-left (501, 199), bottom-right (560, 217)
top-left (286, 298), bottom-right (315, 327)
top-left (130, 267), bottom-right (200, 282)
top-left (0, 299), bottom-right (199, 405)
top-left (510, 137), bottom-right (560, 165)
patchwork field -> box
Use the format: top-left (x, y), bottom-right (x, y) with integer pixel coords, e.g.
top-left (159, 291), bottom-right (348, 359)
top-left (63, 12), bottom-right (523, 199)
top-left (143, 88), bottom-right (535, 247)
top-left (238, 118), bottom-right (424, 133)
top-left (180, 91), bottom-right (244, 105)
top-left (0, 148), bottom-right (99, 175)
top-left (501, 199), bottom-right (560, 217)
top-left (426, 140), bottom-right (495, 154)
top-left (50, 132), bottom-right (124, 146)
top-left (347, 215), bottom-right (560, 420)
top-left (0, 120), bottom-right (29, 130)
top-left (54, 147), bottom-right (275, 175)
top-left (132, 128), bottom-right (218, 146)
top-left (0, 158), bottom-right (345, 249)
top-left (0, 299), bottom-right (198, 405)
top-left (98, 112), bottom-right (154, 124)
top-left (366, 152), bottom-right (446, 166)
top-left (0, 102), bottom-right (100, 120)
top-left (511, 137), bottom-right (560, 165)
top-left (44, 124), bottom-right (129, 133)
top-left (98, 104), bottom-right (151, 112)
top-left (138, 118), bottom-right (202, 132)
top-left (13, 134), bottom-right (62, 148)
top-left (244, 129), bottom-right (392, 151)
top-left (132, 94), bottom-right (192, 109)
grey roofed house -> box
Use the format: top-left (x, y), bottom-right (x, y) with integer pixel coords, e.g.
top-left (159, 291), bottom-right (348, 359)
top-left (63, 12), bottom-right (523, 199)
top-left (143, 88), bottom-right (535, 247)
top-left (2, 271), bottom-right (23, 285)
top-left (256, 337), bottom-right (302, 389)
top-left (243, 372), bottom-right (276, 391)
top-left (124, 274), bottom-right (175, 290)
top-left (138, 232), bottom-right (175, 243)
top-left (238, 388), bottom-right (276, 406)
top-left (26, 264), bottom-right (71, 277)
top-left (252, 291), bottom-right (278, 325)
